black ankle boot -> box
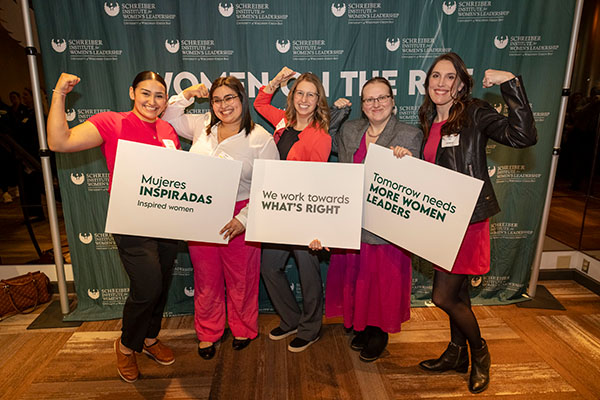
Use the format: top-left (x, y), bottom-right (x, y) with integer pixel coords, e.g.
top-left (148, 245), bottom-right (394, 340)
top-left (469, 339), bottom-right (491, 393)
top-left (419, 342), bottom-right (469, 373)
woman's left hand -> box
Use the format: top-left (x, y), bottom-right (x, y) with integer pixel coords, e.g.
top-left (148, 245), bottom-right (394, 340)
top-left (482, 69), bottom-right (516, 88)
top-left (309, 239), bottom-right (329, 252)
top-left (334, 98), bottom-right (352, 109)
top-left (391, 146), bottom-right (412, 158)
top-left (182, 83), bottom-right (209, 100)
top-left (220, 217), bottom-right (245, 241)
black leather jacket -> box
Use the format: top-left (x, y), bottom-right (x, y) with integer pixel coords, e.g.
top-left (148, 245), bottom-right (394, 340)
top-left (422, 76), bottom-right (537, 223)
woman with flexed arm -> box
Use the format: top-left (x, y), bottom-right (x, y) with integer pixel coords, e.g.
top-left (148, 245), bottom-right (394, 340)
top-left (417, 52), bottom-right (536, 394)
top-left (163, 76), bottom-right (279, 359)
top-left (319, 77), bottom-right (422, 362)
top-left (254, 67), bottom-right (331, 352)
top-left (48, 71), bottom-right (181, 383)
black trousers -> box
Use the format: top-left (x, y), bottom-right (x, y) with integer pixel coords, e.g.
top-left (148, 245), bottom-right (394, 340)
top-left (113, 234), bottom-right (179, 352)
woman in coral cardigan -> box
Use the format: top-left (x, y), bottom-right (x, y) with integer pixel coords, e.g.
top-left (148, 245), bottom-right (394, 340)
top-left (254, 66), bottom-right (331, 352)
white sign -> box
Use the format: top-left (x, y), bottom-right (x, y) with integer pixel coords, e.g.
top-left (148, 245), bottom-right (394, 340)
top-left (105, 140), bottom-right (242, 244)
top-left (246, 160), bottom-right (364, 249)
top-left (363, 144), bottom-right (483, 270)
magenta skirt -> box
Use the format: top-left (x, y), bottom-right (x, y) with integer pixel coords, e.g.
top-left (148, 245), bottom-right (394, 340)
top-left (325, 242), bottom-right (412, 333)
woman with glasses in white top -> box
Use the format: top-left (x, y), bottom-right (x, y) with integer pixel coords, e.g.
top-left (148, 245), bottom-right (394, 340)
top-left (254, 66), bottom-right (332, 352)
top-left (163, 76), bottom-right (279, 360)
top-left (319, 77), bottom-right (422, 362)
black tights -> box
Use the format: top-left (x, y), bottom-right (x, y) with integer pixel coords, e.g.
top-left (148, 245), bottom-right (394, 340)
top-left (431, 269), bottom-right (482, 349)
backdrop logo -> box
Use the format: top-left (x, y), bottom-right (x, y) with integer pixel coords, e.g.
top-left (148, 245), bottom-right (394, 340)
top-left (79, 232), bottom-right (93, 244)
top-left (276, 39), bottom-right (291, 53)
top-left (87, 289), bottom-right (100, 300)
top-left (470, 276), bottom-right (483, 287)
top-left (70, 173), bottom-right (85, 185)
top-left (104, 2), bottom-right (120, 16)
top-left (66, 108), bottom-right (76, 122)
top-left (331, 3), bottom-right (346, 17)
top-left (341, 2), bottom-right (398, 24)
top-left (442, 1), bottom-right (456, 15)
top-left (218, 2), bottom-right (234, 17)
top-left (386, 37), bottom-right (400, 52)
top-left (165, 39), bottom-right (180, 53)
top-left (184, 287), bottom-right (194, 297)
top-left (51, 38), bottom-right (67, 53)
top-left (488, 166), bottom-right (496, 177)
top-left (494, 35), bottom-right (509, 49)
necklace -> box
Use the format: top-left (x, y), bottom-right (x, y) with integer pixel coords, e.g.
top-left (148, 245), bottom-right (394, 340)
top-left (366, 126), bottom-right (382, 138)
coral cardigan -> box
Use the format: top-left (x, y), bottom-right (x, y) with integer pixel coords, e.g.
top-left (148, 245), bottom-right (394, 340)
top-left (254, 86), bottom-right (331, 162)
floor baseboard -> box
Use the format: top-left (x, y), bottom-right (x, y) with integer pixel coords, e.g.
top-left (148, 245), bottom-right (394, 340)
top-left (539, 268), bottom-right (600, 295)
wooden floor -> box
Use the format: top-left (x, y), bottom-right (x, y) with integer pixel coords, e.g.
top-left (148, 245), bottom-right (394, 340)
top-left (1, 280), bottom-right (600, 399)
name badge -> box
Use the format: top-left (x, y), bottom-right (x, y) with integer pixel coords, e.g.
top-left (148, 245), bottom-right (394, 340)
top-left (441, 134), bottom-right (460, 148)
top-left (162, 139), bottom-right (177, 149)
top-left (216, 151), bottom-right (234, 160)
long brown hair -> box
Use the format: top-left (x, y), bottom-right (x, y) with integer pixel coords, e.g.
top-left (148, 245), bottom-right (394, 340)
top-left (206, 76), bottom-right (254, 136)
top-left (418, 52), bottom-right (473, 140)
top-left (284, 73), bottom-right (330, 131)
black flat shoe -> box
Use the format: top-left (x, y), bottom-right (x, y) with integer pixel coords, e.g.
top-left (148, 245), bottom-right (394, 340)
top-left (359, 327), bottom-right (388, 362)
top-left (197, 343), bottom-right (216, 360)
top-left (232, 338), bottom-right (252, 351)
top-left (350, 330), bottom-right (369, 351)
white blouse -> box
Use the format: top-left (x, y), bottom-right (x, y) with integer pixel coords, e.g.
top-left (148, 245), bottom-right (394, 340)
top-left (163, 92), bottom-right (280, 226)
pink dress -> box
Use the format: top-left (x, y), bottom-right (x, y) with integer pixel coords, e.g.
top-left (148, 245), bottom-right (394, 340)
top-left (424, 121), bottom-right (490, 276)
top-left (325, 134), bottom-right (412, 333)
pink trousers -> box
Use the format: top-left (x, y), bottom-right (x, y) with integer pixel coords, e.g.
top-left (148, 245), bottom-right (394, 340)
top-left (188, 200), bottom-right (260, 342)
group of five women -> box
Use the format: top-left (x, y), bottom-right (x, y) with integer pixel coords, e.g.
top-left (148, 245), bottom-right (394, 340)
top-left (46, 52), bottom-right (537, 394)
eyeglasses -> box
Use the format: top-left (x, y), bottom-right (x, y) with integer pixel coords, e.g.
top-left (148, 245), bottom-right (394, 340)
top-left (294, 90), bottom-right (319, 101)
top-left (362, 95), bottom-right (392, 105)
top-left (211, 94), bottom-right (239, 106)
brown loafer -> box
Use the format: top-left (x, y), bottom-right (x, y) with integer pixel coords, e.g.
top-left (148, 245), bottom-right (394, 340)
top-left (115, 338), bottom-right (139, 383)
top-left (143, 339), bottom-right (175, 366)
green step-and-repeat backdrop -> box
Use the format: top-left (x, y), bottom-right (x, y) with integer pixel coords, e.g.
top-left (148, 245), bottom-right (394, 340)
top-left (32, 0), bottom-right (575, 320)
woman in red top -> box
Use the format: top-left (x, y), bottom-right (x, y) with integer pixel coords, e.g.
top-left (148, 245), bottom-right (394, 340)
top-left (254, 67), bottom-right (331, 352)
top-left (417, 53), bottom-right (537, 394)
top-left (47, 71), bottom-right (180, 384)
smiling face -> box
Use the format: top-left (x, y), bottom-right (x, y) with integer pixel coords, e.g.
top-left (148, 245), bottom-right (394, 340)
top-left (361, 81), bottom-right (394, 126)
top-left (129, 79), bottom-right (167, 122)
top-left (293, 80), bottom-right (319, 121)
top-left (211, 85), bottom-right (243, 128)
top-left (427, 59), bottom-right (464, 114)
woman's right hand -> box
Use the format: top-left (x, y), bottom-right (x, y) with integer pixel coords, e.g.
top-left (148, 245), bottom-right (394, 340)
top-left (182, 83), bottom-right (209, 100)
top-left (54, 73), bottom-right (81, 95)
top-left (309, 239), bottom-right (330, 252)
top-left (333, 98), bottom-right (352, 109)
top-left (268, 66), bottom-right (297, 92)
top-left (391, 146), bottom-right (413, 158)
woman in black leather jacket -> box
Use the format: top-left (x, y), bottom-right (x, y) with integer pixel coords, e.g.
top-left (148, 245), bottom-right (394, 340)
top-left (417, 52), bottom-right (537, 394)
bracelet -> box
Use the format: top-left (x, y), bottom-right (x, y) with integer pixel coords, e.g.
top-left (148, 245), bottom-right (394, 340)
top-left (267, 81), bottom-right (277, 92)
top-left (52, 89), bottom-right (66, 96)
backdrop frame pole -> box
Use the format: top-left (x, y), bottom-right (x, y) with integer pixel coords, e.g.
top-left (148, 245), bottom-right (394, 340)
top-left (527, 0), bottom-right (585, 297)
top-left (19, 0), bottom-right (70, 314)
